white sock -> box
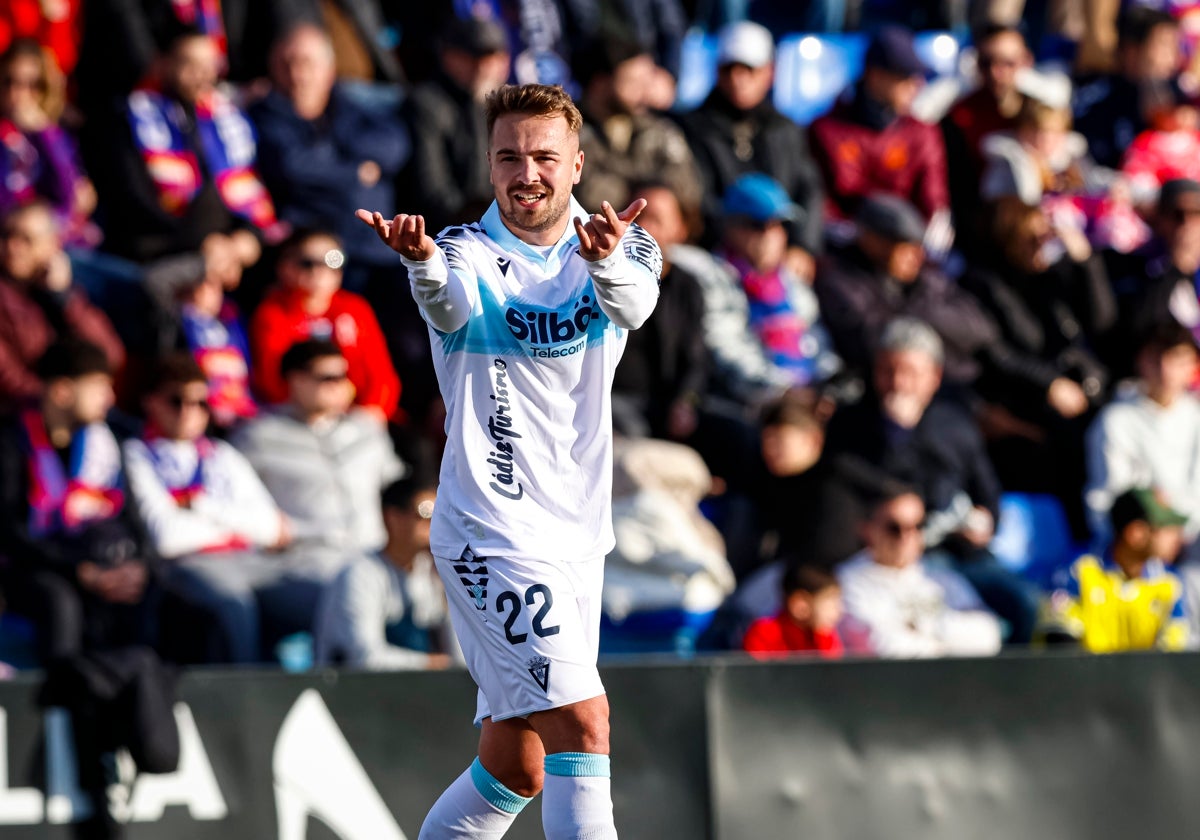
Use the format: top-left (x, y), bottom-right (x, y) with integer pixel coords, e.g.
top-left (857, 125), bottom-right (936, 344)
top-left (418, 758), bottom-right (533, 840)
top-left (542, 753), bottom-right (617, 840)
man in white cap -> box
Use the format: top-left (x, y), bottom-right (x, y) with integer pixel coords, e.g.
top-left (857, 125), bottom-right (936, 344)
top-left (678, 21), bottom-right (824, 282)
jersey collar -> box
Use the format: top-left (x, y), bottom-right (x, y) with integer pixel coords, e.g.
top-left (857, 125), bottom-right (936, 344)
top-left (480, 196), bottom-right (589, 271)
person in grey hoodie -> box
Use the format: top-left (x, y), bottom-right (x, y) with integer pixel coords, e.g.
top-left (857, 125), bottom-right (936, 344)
top-left (231, 338), bottom-right (407, 582)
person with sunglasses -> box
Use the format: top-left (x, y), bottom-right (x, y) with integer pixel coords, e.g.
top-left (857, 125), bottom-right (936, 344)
top-left (837, 485), bottom-right (1002, 659)
top-left (123, 352), bottom-right (292, 663)
top-left (249, 226), bottom-right (401, 423)
top-left (231, 339), bottom-right (407, 610)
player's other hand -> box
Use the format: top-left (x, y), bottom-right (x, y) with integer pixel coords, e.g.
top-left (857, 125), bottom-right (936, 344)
top-left (574, 198), bottom-right (646, 262)
top-left (355, 209), bottom-right (436, 261)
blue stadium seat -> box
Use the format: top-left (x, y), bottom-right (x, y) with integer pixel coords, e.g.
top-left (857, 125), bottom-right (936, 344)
top-left (600, 608), bottom-right (716, 656)
top-left (675, 28), bottom-right (720, 111)
top-left (773, 33), bottom-right (868, 125)
top-left (991, 492), bottom-right (1082, 588)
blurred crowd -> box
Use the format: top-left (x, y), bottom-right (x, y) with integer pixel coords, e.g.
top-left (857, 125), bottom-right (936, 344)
top-left (3, 0), bottom-right (1200, 687)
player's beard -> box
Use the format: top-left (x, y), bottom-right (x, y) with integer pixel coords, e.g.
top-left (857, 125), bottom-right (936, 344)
top-left (498, 183), bottom-right (571, 238)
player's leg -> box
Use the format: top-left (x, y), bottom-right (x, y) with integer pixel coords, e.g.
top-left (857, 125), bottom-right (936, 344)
top-left (530, 553), bottom-right (616, 839)
top-left (418, 716), bottom-right (542, 840)
top-left (529, 695), bottom-right (616, 840)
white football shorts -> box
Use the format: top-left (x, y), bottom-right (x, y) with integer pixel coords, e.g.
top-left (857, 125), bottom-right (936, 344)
top-left (436, 548), bottom-right (607, 725)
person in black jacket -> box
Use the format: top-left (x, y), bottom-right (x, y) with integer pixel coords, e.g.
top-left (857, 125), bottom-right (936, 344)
top-left (0, 340), bottom-right (153, 664)
top-left (823, 318), bottom-right (1040, 644)
top-left (1105, 178), bottom-right (1200, 381)
top-left (397, 17), bottom-right (511, 237)
top-left (677, 21), bottom-right (823, 279)
top-left (961, 197), bottom-right (1114, 528)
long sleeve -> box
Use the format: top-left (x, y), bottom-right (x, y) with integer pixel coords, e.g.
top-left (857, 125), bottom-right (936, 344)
top-left (1083, 405), bottom-right (1140, 541)
top-left (318, 560), bottom-right (434, 670)
top-left (585, 224), bottom-right (661, 330)
top-left (188, 441), bottom-right (286, 547)
top-left (401, 246), bottom-right (478, 335)
top-left (123, 440), bottom-right (241, 559)
top-left (248, 298), bottom-right (295, 406)
top-left (345, 297), bottom-right (401, 419)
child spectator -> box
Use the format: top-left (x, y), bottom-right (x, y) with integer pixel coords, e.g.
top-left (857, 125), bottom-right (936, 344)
top-left (0, 340), bottom-right (150, 663)
top-left (177, 273), bottom-right (256, 430)
top-left (314, 473), bottom-right (454, 671)
top-left (123, 353), bottom-right (291, 663)
top-left (837, 487), bottom-right (1003, 658)
top-left (1121, 80), bottom-right (1200, 206)
top-left (742, 565), bottom-right (844, 659)
top-left (1045, 488), bottom-right (1189, 652)
top-left (0, 202), bottom-right (124, 412)
top-left (1085, 321), bottom-right (1200, 550)
top-left (718, 173), bottom-right (840, 388)
top-left (249, 227), bottom-right (400, 421)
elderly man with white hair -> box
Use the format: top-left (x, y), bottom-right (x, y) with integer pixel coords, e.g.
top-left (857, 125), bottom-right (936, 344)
top-left (248, 22), bottom-right (410, 282)
top-left (823, 317), bottom-right (1041, 644)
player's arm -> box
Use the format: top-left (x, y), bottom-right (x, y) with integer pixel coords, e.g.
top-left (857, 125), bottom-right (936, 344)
top-left (354, 209), bottom-right (475, 334)
top-left (575, 199), bottom-right (661, 330)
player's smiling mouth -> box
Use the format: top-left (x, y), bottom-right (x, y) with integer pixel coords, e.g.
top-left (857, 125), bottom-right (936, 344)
top-left (512, 191), bottom-right (548, 209)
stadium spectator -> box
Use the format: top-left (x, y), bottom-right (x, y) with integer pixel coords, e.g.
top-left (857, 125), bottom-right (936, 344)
top-left (961, 198), bottom-right (1113, 519)
top-left (0, 39), bottom-right (99, 249)
top-left (814, 194), bottom-right (994, 388)
top-left (0, 340), bottom-right (150, 663)
top-left (314, 473), bottom-right (454, 670)
top-left (808, 25), bottom-right (950, 248)
top-left (0, 1), bottom-right (82, 79)
top-left (837, 486), bottom-right (1003, 658)
top-left (1074, 7), bottom-right (1183, 170)
top-left (574, 37), bottom-right (699, 215)
top-left (610, 182), bottom-right (708, 441)
top-left (399, 16), bottom-right (511, 238)
top-left (718, 173), bottom-right (841, 389)
top-left (747, 394), bottom-right (851, 573)
top-left (232, 339), bottom-right (406, 570)
top-left (1045, 487), bottom-right (1189, 652)
top-left (742, 564), bottom-right (844, 659)
top-left (249, 228), bottom-right (400, 421)
top-left (824, 319), bottom-right (1040, 643)
top-left (1120, 80), bottom-right (1200, 206)
top-left (174, 270), bottom-right (256, 430)
top-left (678, 21), bottom-right (824, 278)
top-left (0, 203), bottom-right (124, 412)
top-left (1105, 178), bottom-right (1200, 378)
top-left (97, 27), bottom-right (275, 267)
top-left (123, 354), bottom-right (293, 663)
top-left (250, 23), bottom-right (410, 287)
top-left (1085, 322), bottom-right (1200, 550)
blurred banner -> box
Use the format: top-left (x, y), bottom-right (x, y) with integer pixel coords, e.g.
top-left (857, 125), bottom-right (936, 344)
top-left (0, 653), bottom-right (1197, 839)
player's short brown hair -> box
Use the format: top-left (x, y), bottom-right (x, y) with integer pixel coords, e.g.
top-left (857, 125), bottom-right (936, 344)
top-left (484, 83), bottom-right (583, 139)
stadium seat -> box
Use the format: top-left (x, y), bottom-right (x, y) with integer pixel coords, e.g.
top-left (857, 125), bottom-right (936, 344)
top-left (991, 492), bottom-right (1082, 588)
top-left (675, 28), bottom-right (720, 111)
top-left (773, 32), bottom-right (868, 125)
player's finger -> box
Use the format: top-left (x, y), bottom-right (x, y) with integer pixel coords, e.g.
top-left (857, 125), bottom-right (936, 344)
top-left (574, 216), bottom-right (594, 253)
top-left (354, 208), bottom-right (376, 227)
top-left (616, 197), bottom-right (648, 224)
top-left (601, 200), bottom-right (623, 231)
top-left (415, 215), bottom-right (426, 242)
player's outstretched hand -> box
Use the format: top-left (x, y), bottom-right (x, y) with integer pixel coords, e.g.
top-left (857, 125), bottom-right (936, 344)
top-left (574, 198), bottom-right (647, 262)
top-left (355, 209), bottom-right (436, 261)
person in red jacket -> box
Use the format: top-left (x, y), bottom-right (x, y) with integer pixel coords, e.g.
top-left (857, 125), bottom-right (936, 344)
top-left (809, 26), bottom-right (951, 249)
top-left (249, 228), bottom-right (400, 421)
top-left (743, 564), bottom-right (845, 659)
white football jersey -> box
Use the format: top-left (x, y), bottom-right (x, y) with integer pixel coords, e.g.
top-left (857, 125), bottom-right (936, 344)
top-left (403, 198), bottom-right (661, 563)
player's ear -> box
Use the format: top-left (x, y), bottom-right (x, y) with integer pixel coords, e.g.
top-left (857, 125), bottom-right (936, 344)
top-left (573, 148), bottom-right (584, 185)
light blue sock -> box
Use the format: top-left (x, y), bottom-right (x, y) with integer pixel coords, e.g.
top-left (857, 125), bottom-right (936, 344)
top-left (418, 758), bottom-right (533, 839)
top-left (542, 752), bottom-right (616, 840)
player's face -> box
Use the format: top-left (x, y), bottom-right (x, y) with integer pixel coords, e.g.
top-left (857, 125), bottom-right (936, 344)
top-left (488, 113), bottom-right (583, 246)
